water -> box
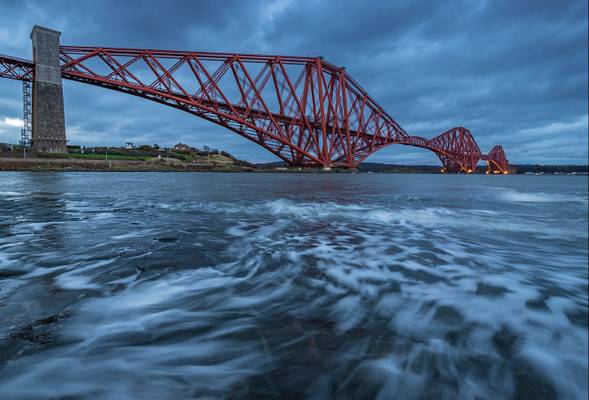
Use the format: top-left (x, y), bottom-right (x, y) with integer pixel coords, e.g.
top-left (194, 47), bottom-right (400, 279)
top-left (0, 172), bottom-right (587, 399)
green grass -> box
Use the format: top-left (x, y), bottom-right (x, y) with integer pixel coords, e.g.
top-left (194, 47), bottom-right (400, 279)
top-left (39, 153), bottom-right (151, 161)
top-left (36, 151), bottom-right (237, 164)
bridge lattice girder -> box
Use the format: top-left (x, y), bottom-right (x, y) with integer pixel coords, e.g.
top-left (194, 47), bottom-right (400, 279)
top-left (428, 127), bottom-right (482, 173)
top-left (484, 145), bottom-right (509, 174)
top-left (0, 54), bottom-right (33, 81)
top-left (0, 49), bottom-right (509, 172)
top-left (59, 46), bottom-right (412, 168)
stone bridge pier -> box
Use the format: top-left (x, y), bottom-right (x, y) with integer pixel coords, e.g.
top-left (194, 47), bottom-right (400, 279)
top-left (30, 25), bottom-right (67, 153)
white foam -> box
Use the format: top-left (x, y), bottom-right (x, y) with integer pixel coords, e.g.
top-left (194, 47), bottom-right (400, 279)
top-left (1, 181), bottom-right (586, 399)
top-left (497, 189), bottom-right (588, 204)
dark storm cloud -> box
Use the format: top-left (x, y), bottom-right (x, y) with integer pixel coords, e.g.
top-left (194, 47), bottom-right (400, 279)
top-left (0, 0), bottom-right (587, 164)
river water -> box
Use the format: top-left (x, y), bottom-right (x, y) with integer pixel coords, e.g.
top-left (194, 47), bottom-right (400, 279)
top-left (0, 172), bottom-right (587, 399)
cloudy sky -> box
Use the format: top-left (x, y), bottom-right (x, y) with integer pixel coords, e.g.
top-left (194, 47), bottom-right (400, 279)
top-left (0, 0), bottom-right (587, 164)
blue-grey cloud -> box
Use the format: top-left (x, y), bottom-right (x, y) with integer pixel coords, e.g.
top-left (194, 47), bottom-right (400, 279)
top-left (0, 0), bottom-right (587, 164)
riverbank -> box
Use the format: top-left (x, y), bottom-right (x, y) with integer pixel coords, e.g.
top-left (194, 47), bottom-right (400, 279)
top-left (0, 157), bottom-right (256, 172)
top-left (1, 156), bottom-right (586, 174)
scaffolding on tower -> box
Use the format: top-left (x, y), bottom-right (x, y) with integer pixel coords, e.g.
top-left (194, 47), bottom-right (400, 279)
top-left (19, 80), bottom-right (32, 148)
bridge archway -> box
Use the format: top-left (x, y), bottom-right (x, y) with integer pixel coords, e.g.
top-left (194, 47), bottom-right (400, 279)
top-left (359, 141), bottom-right (479, 173)
top-left (0, 44), bottom-right (509, 173)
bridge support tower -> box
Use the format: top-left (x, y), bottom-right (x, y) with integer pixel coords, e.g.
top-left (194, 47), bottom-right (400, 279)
top-left (30, 25), bottom-right (67, 153)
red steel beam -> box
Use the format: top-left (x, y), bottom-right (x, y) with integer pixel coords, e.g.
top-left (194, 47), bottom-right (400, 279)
top-left (0, 47), bottom-right (509, 173)
top-left (0, 54), bottom-right (34, 81)
top-left (57, 46), bottom-right (412, 168)
top-left (483, 145), bottom-right (509, 174)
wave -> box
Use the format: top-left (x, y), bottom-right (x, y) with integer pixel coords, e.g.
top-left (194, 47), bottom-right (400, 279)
top-left (496, 189), bottom-right (588, 204)
top-left (0, 174), bottom-right (587, 399)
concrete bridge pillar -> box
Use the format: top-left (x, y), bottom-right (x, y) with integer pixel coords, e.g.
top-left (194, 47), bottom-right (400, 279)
top-left (30, 25), bottom-right (67, 153)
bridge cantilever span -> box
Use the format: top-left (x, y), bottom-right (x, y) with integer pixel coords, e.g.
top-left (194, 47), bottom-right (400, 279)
top-left (0, 54), bottom-right (34, 81)
top-left (0, 44), bottom-right (509, 173)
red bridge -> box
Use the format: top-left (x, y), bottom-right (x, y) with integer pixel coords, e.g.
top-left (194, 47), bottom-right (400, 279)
top-left (1, 38), bottom-right (508, 173)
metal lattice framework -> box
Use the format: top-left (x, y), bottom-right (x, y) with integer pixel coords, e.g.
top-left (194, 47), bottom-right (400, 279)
top-left (0, 49), bottom-right (509, 173)
top-left (20, 80), bottom-right (32, 147)
top-left (485, 145), bottom-right (509, 174)
top-left (0, 54), bottom-right (33, 81)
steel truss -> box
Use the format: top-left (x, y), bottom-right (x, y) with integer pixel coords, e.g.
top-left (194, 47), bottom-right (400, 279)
top-left (19, 80), bottom-right (32, 147)
top-left (0, 49), bottom-right (508, 172)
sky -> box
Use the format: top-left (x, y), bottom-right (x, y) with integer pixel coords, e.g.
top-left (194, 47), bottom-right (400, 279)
top-left (0, 0), bottom-right (587, 165)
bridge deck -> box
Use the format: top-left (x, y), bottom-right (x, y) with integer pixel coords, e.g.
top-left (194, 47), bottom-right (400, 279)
top-left (0, 46), bottom-right (508, 173)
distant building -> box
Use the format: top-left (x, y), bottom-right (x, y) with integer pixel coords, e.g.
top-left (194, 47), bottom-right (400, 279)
top-left (0, 143), bottom-right (13, 152)
top-left (125, 141), bottom-right (135, 149)
top-left (173, 143), bottom-right (193, 152)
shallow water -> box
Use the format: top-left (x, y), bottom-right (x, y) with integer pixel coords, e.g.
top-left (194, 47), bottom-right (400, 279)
top-left (0, 172), bottom-right (587, 399)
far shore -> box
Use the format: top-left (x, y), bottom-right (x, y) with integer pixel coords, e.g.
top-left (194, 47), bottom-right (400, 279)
top-left (0, 156), bottom-right (587, 175)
